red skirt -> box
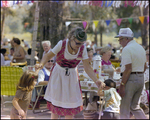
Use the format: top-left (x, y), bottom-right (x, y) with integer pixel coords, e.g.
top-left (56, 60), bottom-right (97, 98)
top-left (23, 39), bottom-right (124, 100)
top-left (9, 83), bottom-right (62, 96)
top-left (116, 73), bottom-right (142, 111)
top-left (47, 101), bottom-right (83, 116)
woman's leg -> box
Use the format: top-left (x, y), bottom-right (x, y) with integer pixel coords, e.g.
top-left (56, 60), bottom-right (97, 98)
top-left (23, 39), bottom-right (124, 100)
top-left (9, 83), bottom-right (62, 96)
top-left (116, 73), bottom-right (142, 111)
top-left (65, 115), bottom-right (74, 119)
top-left (51, 112), bottom-right (59, 119)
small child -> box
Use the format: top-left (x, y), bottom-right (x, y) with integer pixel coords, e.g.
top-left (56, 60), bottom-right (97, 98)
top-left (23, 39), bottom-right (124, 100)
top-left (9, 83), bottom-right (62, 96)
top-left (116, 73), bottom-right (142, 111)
top-left (97, 79), bottom-right (121, 119)
top-left (10, 70), bottom-right (38, 119)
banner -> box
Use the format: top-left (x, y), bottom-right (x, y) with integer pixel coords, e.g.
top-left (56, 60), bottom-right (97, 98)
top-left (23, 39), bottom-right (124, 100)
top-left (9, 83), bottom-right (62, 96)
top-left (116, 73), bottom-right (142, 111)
top-left (139, 16), bottom-right (145, 24)
top-left (105, 20), bottom-right (111, 26)
top-left (128, 18), bottom-right (133, 24)
top-left (82, 21), bottom-right (88, 29)
top-left (93, 20), bottom-right (99, 28)
top-left (116, 19), bottom-right (122, 26)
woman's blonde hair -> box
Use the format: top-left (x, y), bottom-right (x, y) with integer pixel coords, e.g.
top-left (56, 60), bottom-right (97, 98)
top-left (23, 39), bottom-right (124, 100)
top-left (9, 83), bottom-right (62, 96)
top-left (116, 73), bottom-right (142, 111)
top-left (67, 27), bottom-right (83, 40)
top-left (100, 46), bottom-right (112, 55)
top-left (17, 70), bottom-right (38, 92)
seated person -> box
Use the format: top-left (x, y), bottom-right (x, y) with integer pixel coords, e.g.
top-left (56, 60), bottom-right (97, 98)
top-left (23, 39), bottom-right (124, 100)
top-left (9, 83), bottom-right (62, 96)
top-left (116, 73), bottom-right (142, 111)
top-left (100, 46), bottom-right (115, 78)
top-left (29, 58), bottom-right (54, 109)
top-left (12, 38), bottom-right (27, 63)
top-left (8, 48), bottom-right (14, 61)
top-left (1, 48), bottom-right (11, 66)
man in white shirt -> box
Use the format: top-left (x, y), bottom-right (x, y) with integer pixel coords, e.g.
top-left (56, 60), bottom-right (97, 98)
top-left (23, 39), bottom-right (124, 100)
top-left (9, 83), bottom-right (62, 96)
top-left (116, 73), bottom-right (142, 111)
top-left (115, 28), bottom-right (147, 119)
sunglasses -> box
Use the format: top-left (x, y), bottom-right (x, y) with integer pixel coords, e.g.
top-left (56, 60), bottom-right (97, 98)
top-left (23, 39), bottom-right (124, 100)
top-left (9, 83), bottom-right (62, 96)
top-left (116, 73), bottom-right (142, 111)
top-left (48, 60), bottom-right (54, 63)
top-left (73, 39), bottom-right (84, 45)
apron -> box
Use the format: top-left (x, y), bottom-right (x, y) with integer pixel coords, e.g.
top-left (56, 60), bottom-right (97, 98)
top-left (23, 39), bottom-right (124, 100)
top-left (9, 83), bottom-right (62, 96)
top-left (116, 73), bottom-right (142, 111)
top-left (44, 40), bottom-right (84, 116)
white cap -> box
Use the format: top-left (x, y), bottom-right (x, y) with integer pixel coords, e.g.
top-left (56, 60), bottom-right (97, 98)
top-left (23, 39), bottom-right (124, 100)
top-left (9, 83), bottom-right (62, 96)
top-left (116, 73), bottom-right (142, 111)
top-left (115, 28), bottom-right (134, 38)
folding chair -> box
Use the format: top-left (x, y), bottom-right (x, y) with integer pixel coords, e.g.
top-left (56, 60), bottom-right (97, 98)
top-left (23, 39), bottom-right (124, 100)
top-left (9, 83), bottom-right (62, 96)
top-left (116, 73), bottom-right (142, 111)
top-left (32, 85), bottom-right (49, 114)
top-left (10, 61), bottom-right (27, 67)
top-left (1, 66), bottom-right (23, 110)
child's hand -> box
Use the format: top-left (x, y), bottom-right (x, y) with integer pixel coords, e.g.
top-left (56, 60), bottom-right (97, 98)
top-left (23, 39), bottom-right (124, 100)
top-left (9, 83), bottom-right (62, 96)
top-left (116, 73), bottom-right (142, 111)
top-left (18, 109), bottom-right (25, 118)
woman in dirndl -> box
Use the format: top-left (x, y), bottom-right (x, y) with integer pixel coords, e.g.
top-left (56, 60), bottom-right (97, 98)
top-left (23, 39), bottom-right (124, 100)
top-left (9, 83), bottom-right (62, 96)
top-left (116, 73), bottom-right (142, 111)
top-left (35, 27), bottom-right (105, 119)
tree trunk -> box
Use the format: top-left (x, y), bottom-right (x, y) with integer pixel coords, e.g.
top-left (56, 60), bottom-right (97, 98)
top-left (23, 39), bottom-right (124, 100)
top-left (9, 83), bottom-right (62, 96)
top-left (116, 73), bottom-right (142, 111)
top-left (94, 29), bottom-right (97, 46)
top-left (1, 7), bottom-right (5, 41)
top-left (140, 6), bottom-right (149, 46)
top-left (38, 1), bottom-right (66, 60)
top-left (99, 26), bottom-right (104, 47)
top-left (100, 30), bottom-right (102, 47)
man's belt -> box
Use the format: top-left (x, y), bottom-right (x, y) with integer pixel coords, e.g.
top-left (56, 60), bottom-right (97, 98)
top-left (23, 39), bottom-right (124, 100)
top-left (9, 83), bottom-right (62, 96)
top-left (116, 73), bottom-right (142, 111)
top-left (120, 72), bottom-right (143, 76)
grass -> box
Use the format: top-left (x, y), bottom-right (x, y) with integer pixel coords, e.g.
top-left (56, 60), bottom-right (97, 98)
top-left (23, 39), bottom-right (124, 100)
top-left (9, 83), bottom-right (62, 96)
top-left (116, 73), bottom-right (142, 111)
top-left (5, 32), bottom-right (148, 48)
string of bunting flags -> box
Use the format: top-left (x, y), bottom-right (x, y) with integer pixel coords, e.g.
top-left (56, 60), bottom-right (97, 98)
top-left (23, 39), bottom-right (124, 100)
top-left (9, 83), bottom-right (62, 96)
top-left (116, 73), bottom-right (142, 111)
top-left (65, 15), bottom-right (149, 29)
top-left (1, 1), bottom-right (35, 7)
top-left (1, 1), bottom-right (149, 8)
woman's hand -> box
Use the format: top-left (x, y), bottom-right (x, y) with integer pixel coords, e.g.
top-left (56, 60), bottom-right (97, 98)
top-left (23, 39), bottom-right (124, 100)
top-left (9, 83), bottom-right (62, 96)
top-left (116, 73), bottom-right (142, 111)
top-left (18, 109), bottom-right (25, 118)
top-left (95, 80), bottom-right (105, 89)
top-left (35, 63), bottom-right (43, 70)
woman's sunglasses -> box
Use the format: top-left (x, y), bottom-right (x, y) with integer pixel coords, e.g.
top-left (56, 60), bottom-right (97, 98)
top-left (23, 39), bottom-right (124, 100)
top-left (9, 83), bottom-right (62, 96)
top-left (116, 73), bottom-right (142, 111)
top-left (48, 60), bottom-right (54, 63)
top-left (73, 39), bottom-right (84, 45)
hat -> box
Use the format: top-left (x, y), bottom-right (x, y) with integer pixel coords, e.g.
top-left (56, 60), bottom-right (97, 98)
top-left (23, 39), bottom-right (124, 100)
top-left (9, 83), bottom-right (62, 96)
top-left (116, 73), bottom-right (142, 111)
top-left (114, 28), bottom-right (134, 38)
top-left (74, 28), bottom-right (87, 42)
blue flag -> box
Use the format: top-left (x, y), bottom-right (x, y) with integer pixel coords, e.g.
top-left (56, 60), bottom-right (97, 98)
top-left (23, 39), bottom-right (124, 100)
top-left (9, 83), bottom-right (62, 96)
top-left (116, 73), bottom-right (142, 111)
top-left (105, 20), bottom-right (111, 26)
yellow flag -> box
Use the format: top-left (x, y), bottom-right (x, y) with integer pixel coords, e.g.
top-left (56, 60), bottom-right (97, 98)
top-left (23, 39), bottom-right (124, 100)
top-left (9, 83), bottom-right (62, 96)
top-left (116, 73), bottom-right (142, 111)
top-left (139, 16), bottom-right (145, 24)
top-left (93, 20), bottom-right (99, 28)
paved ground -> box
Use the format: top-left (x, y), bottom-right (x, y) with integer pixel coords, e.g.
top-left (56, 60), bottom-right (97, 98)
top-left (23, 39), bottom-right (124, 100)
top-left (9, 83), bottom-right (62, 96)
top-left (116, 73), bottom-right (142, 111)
top-left (1, 95), bottom-right (149, 119)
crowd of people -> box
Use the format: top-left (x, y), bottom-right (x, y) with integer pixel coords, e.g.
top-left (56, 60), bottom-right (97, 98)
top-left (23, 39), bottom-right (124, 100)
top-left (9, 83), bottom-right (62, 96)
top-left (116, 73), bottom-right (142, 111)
top-left (1, 26), bottom-right (149, 119)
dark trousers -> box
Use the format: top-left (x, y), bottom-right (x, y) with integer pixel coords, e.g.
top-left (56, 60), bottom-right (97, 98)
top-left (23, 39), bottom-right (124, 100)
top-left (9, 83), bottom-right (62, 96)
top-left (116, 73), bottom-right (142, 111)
top-left (101, 111), bottom-right (120, 119)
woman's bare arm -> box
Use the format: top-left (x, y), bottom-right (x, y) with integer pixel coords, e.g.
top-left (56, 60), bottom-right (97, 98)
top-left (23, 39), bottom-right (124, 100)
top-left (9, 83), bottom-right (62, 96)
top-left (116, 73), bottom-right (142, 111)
top-left (40, 51), bottom-right (55, 68)
top-left (12, 97), bottom-right (25, 117)
top-left (82, 59), bottom-right (105, 88)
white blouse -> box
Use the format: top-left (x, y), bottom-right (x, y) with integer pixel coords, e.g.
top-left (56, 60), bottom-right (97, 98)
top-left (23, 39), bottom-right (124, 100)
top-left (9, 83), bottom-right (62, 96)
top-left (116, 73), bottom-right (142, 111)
top-left (51, 39), bottom-right (88, 60)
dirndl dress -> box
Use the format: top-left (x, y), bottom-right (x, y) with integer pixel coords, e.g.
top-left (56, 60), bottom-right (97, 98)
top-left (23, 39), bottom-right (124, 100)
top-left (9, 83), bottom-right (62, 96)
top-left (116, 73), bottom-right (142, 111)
top-left (44, 40), bottom-right (84, 116)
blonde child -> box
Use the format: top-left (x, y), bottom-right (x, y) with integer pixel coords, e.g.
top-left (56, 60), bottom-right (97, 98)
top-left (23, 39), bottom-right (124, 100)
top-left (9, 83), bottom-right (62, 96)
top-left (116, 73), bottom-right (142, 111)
top-left (10, 70), bottom-right (38, 119)
top-left (98, 79), bottom-right (121, 119)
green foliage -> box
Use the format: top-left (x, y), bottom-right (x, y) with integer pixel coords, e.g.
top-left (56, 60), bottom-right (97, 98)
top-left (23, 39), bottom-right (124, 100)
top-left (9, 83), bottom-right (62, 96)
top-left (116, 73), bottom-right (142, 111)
top-left (115, 5), bottom-right (141, 33)
top-left (22, 4), bottom-right (35, 32)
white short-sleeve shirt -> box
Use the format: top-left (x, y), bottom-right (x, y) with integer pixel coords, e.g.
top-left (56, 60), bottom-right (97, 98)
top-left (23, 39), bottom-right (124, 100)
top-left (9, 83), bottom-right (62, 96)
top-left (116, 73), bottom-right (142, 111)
top-left (121, 40), bottom-right (146, 73)
top-left (37, 67), bottom-right (50, 83)
top-left (51, 39), bottom-right (88, 60)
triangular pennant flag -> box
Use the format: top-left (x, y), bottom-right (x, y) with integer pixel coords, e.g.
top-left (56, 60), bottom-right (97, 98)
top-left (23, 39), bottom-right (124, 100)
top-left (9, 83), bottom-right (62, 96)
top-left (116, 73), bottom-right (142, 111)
top-left (116, 19), bottom-right (122, 26)
top-left (128, 18), bottom-right (133, 24)
top-left (139, 16), bottom-right (144, 24)
top-left (27, 0), bottom-right (31, 4)
top-left (105, 20), bottom-right (111, 26)
top-left (147, 16), bottom-right (149, 23)
top-left (82, 21), bottom-right (87, 29)
top-left (93, 20), bottom-right (99, 28)
top-left (65, 22), bottom-right (71, 27)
